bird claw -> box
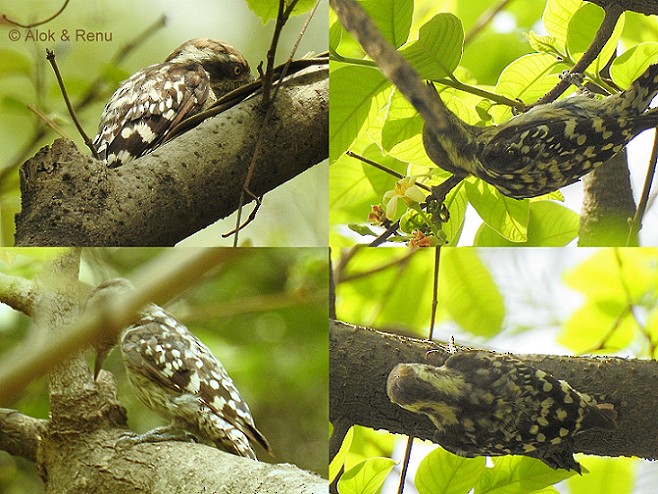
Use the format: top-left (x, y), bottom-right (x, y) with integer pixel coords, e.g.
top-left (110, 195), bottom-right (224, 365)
top-left (115, 426), bottom-right (199, 449)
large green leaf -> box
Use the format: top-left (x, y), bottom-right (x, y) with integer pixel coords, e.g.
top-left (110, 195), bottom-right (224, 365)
top-left (466, 181), bottom-right (530, 243)
top-left (330, 66), bottom-right (390, 160)
top-left (361, 0), bottom-right (413, 48)
top-left (439, 248), bottom-right (504, 337)
top-left (478, 456), bottom-right (572, 494)
top-left (474, 201), bottom-right (578, 247)
top-left (415, 447), bottom-right (485, 494)
top-left (566, 3), bottom-right (624, 71)
top-left (400, 13), bottom-right (464, 80)
top-left (337, 457), bottom-right (396, 494)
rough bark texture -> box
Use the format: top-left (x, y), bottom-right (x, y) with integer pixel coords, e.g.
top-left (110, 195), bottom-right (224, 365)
top-left (14, 64), bottom-right (328, 246)
top-left (587, 0), bottom-right (658, 15)
top-left (330, 319), bottom-right (658, 462)
top-left (579, 151), bottom-right (637, 246)
top-left (40, 430), bottom-right (326, 494)
top-left (1, 254), bottom-right (327, 493)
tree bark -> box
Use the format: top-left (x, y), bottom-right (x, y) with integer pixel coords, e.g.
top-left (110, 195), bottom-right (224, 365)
top-left (330, 319), bottom-right (658, 462)
top-left (14, 63), bottom-right (328, 246)
top-left (579, 151), bottom-right (637, 246)
top-left (0, 252), bottom-right (327, 493)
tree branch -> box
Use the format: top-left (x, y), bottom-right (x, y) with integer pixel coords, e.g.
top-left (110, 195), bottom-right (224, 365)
top-left (0, 249), bottom-right (244, 403)
top-left (585, 0), bottom-right (658, 15)
top-left (330, 319), bottom-right (658, 462)
top-left (14, 63), bottom-right (328, 246)
top-left (579, 150), bottom-right (637, 246)
top-left (0, 409), bottom-right (47, 462)
top-left (41, 433), bottom-right (326, 494)
top-left (1, 251), bottom-right (327, 493)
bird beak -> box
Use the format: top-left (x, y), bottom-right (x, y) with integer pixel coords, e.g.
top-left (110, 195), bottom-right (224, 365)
top-left (93, 347), bottom-right (110, 381)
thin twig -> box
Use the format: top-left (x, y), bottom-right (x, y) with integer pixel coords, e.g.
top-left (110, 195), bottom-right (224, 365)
top-left (464, 0), bottom-right (516, 46)
top-left (45, 49), bottom-right (99, 159)
top-left (396, 436), bottom-right (414, 494)
top-left (428, 247), bottom-right (441, 341)
top-left (221, 194), bottom-right (262, 238)
top-left (345, 151), bottom-right (432, 192)
top-left (231, 0), bottom-right (321, 245)
top-left (2, 0), bottom-right (69, 28)
top-left (530, 4), bottom-right (624, 108)
top-left (369, 220), bottom-right (401, 247)
top-left (0, 16), bottom-right (165, 184)
top-left (26, 104), bottom-right (68, 139)
top-left (627, 130), bottom-right (658, 245)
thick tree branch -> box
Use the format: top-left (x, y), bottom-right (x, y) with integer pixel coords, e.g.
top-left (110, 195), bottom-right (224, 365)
top-left (0, 249), bottom-right (244, 404)
top-left (41, 432), bottom-right (326, 494)
top-left (0, 273), bottom-right (37, 316)
top-left (0, 409), bottom-right (47, 462)
top-left (14, 63), bottom-right (328, 246)
top-left (586, 0), bottom-right (658, 15)
top-left (579, 151), bottom-right (637, 246)
top-left (1, 251), bottom-right (327, 493)
top-left (330, 320), bottom-right (658, 462)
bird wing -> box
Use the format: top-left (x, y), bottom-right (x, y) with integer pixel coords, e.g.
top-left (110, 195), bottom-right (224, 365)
top-left (94, 63), bottom-right (210, 166)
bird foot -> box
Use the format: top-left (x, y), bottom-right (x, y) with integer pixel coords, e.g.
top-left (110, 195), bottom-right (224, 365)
top-left (116, 426), bottom-right (199, 449)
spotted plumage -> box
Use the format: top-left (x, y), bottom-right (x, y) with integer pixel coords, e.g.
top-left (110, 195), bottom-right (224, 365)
top-left (387, 351), bottom-right (617, 472)
top-left (89, 279), bottom-right (269, 459)
top-left (93, 38), bottom-right (252, 167)
top-left (422, 64), bottom-right (658, 198)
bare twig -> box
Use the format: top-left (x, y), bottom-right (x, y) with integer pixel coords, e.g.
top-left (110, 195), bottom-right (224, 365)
top-left (0, 16), bottom-right (165, 184)
top-left (26, 104), bottom-right (69, 139)
top-left (46, 49), bottom-right (99, 159)
top-left (231, 0), bottom-right (322, 245)
top-left (2, 0), bottom-right (69, 28)
top-left (531, 3), bottom-right (624, 108)
top-left (627, 130), bottom-right (658, 245)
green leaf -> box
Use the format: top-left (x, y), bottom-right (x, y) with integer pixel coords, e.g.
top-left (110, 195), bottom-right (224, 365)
top-left (473, 201), bottom-right (578, 247)
top-left (330, 66), bottom-right (390, 160)
top-left (381, 90), bottom-right (424, 157)
top-left (560, 300), bottom-right (633, 352)
top-left (330, 151), bottom-right (377, 213)
top-left (442, 184), bottom-right (468, 246)
top-left (361, 0), bottom-right (413, 48)
top-left (611, 42), bottom-right (658, 88)
top-left (563, 249), bottom-right (658, 300)
top-left (559, 249), bottom-right (658, 352)
top-left (542, 0), bottom-right (584, 50)
top-left (566, 3), bottom-right (624, 70)
top-left (439, 248), bottom-right (504, 337)
top-left (0, 49), bottom-right (31, 76)
top-left (524, 33), bottom-right (560, 55)
top-left (244, 0), bottom-right (318, 23)
top-left (330, 427), bottom-right (354, 483)
top-left (337, 457), bottom-right (396, 494)
top-left (400, 13), bottom-right (464, 79)
top-left (568, 457), bottom-right (635, 494)
top-left (493, 53), bottom-right (567, 122)
top-left (465, 181), bottom-right (529, 243)
top-left (478, 456), bottom-right (573, 494)
top-left (415, 447), bottom-right (485, 494)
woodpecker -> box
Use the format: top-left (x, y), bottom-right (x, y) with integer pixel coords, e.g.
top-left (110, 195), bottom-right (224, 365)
top-left (88, 278), bottom-right (270, 459)
top-left (387, 351), bottom-right (617, 472)
top-left (93, 38), bottom-right (252, 167)
top-left (422, 64), bottom-right (658, 198)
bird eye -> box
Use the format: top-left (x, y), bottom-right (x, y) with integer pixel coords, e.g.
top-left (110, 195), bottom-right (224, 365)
top-left (233, 65), bottom-right (243, 76)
